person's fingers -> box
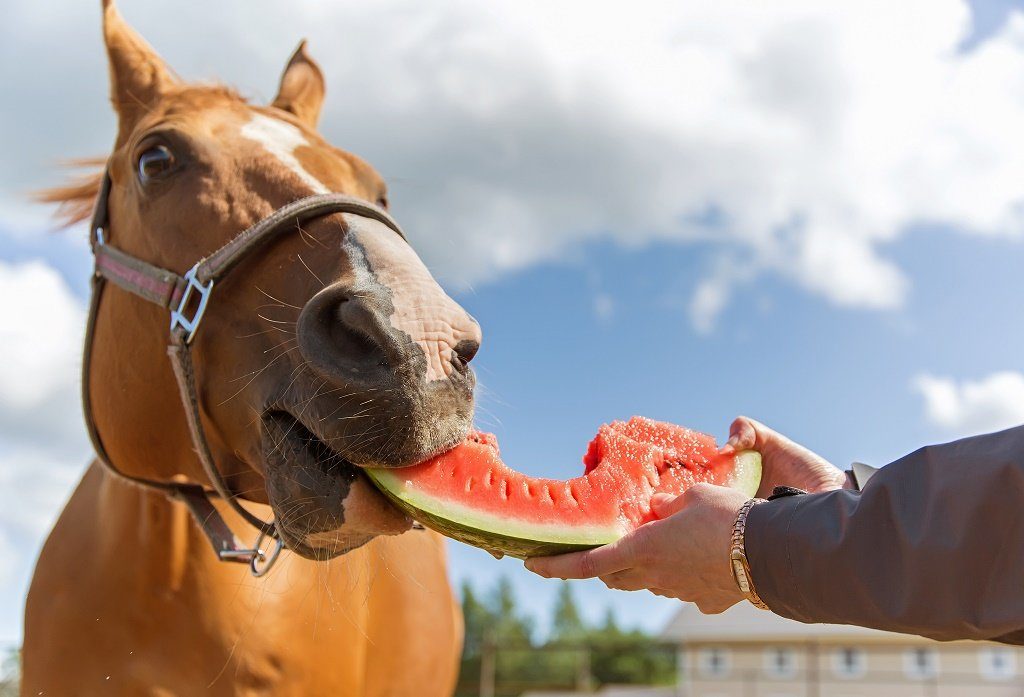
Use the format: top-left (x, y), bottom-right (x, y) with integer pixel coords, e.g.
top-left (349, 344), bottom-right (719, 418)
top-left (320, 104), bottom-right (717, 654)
top-left (720, 416), bottom-right (782, 455)
top-left (525, 536), bottom-right (637, 579)
top-left (695, 597), bottom-right (740, 615)
top-left (599, 569), bottom-right (647, 592)
top-left (649, 587), bottom-right (682, 599)
top-left (720, 416), bottom-right (757, 453)
top-left (650, 492), bottom-right (684, 519)
top-left (652, 482), bottom-right (726, 519)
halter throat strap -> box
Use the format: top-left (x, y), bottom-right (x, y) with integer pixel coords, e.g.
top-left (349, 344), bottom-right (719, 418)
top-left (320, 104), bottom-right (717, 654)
top-left (83, 170), bottom-right (406, 575)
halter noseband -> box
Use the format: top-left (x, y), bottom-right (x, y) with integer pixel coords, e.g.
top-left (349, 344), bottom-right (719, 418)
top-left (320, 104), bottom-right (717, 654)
top-left (84, 169), bottom-right (407, 576)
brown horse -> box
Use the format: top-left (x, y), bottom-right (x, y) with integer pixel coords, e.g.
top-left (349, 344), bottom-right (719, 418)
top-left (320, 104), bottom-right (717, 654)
top-left (23, 2), bottom-right (480, 694)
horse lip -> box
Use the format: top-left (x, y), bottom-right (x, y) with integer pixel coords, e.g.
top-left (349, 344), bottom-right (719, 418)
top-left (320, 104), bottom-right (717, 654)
top-left (261, 378), bottom-right (475, 468)
top-left (262, 408), bottom-right (358, 468)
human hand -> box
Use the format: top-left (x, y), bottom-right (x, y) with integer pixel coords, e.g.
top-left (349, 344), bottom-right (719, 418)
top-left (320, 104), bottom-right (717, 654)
top-left (720, 416), bottom-right (848, 496)
top-left (525, 483), bottom-right (749, 614)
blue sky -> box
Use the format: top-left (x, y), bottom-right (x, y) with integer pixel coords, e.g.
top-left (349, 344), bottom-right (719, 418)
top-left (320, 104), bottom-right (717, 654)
top-left (1, 0), bottom-right (1024, 645)
top-left (444, 222), bottom-right (1024, 634)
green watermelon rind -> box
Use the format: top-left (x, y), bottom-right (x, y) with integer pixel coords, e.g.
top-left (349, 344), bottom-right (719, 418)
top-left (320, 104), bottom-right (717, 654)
top-left (367, 450), bottom-right (762, 560)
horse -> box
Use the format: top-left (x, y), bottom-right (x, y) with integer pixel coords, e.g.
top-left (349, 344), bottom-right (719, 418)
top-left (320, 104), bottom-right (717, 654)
top-left (23, 2), bottom-right (481, 694)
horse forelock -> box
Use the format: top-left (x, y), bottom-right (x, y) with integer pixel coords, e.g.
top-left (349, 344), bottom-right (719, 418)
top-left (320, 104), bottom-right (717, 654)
top-left (36, 83), bottom-right (252, 229)
top-left (35, 159), bottom-right (106, 228)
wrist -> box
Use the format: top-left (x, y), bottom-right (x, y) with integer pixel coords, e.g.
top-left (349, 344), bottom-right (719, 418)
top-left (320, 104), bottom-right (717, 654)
top-left (808, 466), bottom-right (849, 493)
top-left (728, 498), bottom-right (769, 610)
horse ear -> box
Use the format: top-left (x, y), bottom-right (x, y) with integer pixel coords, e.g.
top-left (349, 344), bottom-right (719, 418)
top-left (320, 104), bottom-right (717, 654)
top-left (102, 0), bottom-right (175, 140)
top-left (272, 40), bottom-right (325, 128)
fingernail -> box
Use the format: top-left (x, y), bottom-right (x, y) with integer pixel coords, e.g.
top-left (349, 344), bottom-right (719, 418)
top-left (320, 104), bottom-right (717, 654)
top-left (718, 442), bottom-right (735, 455)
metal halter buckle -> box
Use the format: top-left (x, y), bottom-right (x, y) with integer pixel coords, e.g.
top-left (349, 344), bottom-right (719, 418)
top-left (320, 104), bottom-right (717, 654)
top-left (217, 528), bottom-right (284, 577)
top-left (170, 263), bottom-right (214, 343)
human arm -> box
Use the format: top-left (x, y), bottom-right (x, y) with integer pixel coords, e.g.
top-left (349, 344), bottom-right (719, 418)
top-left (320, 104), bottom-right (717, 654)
top-left (746, 425), bottom-right (1024, 644)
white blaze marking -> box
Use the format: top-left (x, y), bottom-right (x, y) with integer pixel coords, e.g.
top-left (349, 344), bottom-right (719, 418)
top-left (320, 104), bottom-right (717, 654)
top-left (240, 114), bottom-right (329, 194)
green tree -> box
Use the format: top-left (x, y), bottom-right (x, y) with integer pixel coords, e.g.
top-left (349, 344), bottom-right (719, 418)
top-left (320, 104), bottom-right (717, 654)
top-left (600, 605), bottom-right (619, 634)
top-left (0, 647), bottom-right (19, 697)
top-left (490, 576), bottom-right (535, 645)
top-left (454, 580), bottom-right (677, 695)
top-left (460, 580), bottom-right (492, 658)
top-left (489, 575), bottom-right (539, 691)
top-left (456, 577), bottom-right (540, 697)
top-left (550, 581), bottom-right (586, 642)
top-left (587, 608), bottom-right (675, 686)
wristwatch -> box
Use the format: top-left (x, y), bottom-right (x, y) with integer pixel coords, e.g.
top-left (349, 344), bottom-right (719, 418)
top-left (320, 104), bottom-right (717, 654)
top-left (729, 498), bottom-right (769, 610)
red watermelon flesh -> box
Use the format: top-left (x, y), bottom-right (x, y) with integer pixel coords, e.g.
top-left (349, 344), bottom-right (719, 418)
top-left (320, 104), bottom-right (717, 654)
top-left (367, 416), bottom-right (761, 559)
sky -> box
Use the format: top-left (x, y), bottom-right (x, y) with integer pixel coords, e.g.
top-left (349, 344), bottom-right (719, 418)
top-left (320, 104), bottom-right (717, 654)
top-left (1, 0), bottom-right (1024, 645)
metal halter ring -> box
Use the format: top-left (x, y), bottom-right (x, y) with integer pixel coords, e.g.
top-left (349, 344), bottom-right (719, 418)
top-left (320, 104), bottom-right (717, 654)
top-left (250, 528), bottom-right (284, 577)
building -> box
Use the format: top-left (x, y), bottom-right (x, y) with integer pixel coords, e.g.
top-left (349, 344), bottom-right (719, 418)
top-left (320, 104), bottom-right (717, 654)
top-left (662, 602), bottom-right (1023, 697)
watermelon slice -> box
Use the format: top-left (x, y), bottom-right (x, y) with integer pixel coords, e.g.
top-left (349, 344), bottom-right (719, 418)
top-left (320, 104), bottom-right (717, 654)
top-left (367, 417), bottom-right (760, 559)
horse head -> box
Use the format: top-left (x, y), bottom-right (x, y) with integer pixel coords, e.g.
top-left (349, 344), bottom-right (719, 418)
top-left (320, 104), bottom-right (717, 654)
top-left (49, 0), bottom-right (481, 560)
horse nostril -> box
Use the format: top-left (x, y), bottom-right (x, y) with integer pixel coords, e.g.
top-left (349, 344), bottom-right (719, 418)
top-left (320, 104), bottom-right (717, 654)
top-left (453, 339), bottom-right (480, 366)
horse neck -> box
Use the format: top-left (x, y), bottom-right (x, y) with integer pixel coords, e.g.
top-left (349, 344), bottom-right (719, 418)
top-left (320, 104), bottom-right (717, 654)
top-left (92, 462), bottom-right (198, 590)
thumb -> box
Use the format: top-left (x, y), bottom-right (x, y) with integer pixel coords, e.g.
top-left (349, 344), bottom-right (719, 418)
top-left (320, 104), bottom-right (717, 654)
top-left (650, 492), bottom-right (687, 519)
top-left (719, 416), bottom-right (777, 455)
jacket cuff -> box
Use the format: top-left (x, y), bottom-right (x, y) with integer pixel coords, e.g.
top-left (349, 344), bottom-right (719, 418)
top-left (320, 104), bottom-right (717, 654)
top-left (744, 494), bottom-right (808, 618)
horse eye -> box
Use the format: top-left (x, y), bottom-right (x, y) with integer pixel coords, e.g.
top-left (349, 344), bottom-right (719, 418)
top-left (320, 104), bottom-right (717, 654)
top-left (377, 195), bottom-right (389, 209)
top-left (137, 144), bottom-right (176, 183)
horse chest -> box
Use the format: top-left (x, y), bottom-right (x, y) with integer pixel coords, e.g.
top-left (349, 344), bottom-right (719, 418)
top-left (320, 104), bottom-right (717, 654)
top-left (24, 468), bottom-right (461, 697)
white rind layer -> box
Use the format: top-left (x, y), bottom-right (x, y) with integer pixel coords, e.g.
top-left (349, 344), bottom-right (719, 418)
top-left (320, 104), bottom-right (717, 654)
top-left (730, 450), bottom-right (762, 497)
top-left (369, 468), bottom-right (626, 545)
top-left (369, 450), bottom-right (762, 545)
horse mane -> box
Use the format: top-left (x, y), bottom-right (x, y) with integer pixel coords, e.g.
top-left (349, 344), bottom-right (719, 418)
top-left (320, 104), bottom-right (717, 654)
top-left (35, 158), bottom-right (107, 227)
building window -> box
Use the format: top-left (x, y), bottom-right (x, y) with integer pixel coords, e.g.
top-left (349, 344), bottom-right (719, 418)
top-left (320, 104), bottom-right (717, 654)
top-left (904, 647), bottom-right (939, 679)
top-left (698, 647), bottom-right (731, 678)
top-left (764, 646), bottom-right (797, 679)
top-left (979, 647), bottom-right (1017, 681)
top-left (831, 647), bottom-right (867, 679)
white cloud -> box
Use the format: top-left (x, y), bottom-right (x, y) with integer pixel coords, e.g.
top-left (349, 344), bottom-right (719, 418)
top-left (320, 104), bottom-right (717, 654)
top-left (3, 1), bottom-right (1023, 333)
top-left (914, 371), bottom-right (1024, 435)
top-left (0, 261), bottom-right (89, 595)
top-left (0, 260), bottom-right (87, 454)
top-left (687, 255), bottom-right (760, 334)
top-left (0, 446), bottom-right (84, 542)
top-left (0, 532), bottom-right (14, 591)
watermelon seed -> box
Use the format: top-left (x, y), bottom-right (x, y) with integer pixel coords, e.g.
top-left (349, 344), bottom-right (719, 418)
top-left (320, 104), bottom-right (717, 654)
top-left (499, 479), bottom-right (509, 499)
top-left (465, 477), bottom-right (474, 493)
top-left (665, 456), bottom-right (692, 471)
top-left (485, 470), bottom-right (493, 487)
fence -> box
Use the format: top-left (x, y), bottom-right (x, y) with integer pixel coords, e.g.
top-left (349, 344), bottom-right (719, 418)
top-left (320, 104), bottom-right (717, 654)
top-left (456, 638), bottom-right (676, 697)
top-left (456, 640), bottom-right (1024, 697)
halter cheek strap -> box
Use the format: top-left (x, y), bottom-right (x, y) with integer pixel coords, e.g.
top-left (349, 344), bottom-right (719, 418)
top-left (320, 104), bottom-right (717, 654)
top-left (83, 169), bottom-right (406, 576)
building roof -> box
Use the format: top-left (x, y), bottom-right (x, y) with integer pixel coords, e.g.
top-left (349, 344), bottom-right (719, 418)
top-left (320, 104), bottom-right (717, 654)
top-left (660, 602), bottom-right (926, 644)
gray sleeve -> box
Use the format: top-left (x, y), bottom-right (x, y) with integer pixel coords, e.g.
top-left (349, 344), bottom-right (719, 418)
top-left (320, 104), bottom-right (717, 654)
top-left (744, 426), bottom-right (1024, 644)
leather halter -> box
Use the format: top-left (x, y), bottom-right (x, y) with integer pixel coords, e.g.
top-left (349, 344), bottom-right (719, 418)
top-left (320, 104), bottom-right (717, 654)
top-left (84, 169), bottom-right (407, 576)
